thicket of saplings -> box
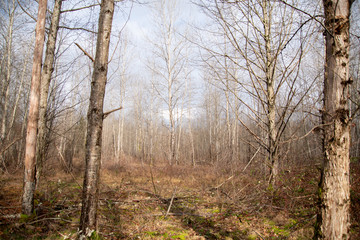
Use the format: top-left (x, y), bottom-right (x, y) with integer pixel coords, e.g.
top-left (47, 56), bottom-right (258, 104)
top-left (1, 119), bottom-right (359, 239)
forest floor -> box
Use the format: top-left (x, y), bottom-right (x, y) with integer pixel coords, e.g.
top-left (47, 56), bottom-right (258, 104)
top-left (0, 159), bottom-right (359, 240)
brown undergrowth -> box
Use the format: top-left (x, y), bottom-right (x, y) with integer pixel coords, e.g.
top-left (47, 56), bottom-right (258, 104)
top-left (0, 158), bottom-right (359, 239)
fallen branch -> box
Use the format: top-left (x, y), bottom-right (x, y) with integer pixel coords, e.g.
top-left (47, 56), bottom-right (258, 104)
top-left (144, 212), bottom-right (213, 218)
top-left (210, 175), bottom-right (234, 191)
top-left (242, 147), bottom-right (260, 172)
top-left (253, 230), bottom-right (265, 240)
top-left (24, 217), bottom-right (73, 226)
top-left (1, 213), bottom-right (21, 219)
top-left (165, 187), bottom-right (177, 217)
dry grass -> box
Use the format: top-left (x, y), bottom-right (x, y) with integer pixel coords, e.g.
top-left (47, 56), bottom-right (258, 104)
top-left (0, 158), bottom-right (359, 239)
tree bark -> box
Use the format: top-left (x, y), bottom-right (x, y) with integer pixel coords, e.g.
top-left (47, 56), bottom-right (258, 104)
top-left (35, 0), bottom-right (62, 186)
top-left (315, 0), bottom-right (353, 239)
top-left (22, 0), bottom-right (48, 215)
top-left (262, 0), bottom-right (278, 187)
top-left (78, 0), bottom-right (114, 237)
top-left (1, 0), bottom-right (16, 141)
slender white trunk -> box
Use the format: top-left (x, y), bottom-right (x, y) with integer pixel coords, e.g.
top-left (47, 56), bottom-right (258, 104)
top-left (1, 0), bottom-right (15, 140)
top-left (22, 0), bottom-right (48, 215)
top-left (35, 0), bottom-right (62, 185)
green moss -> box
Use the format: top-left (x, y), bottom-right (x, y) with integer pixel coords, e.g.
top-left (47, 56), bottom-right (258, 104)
top-left (247, 232), bottom-right (257, 240)
top-left (90, 231), bottom-right (102, 240)
top-left (265, 219), bottom-right (276, 226)
top-left (296, 187), bottom-right (305, 193)
top-left (272, 226), bottom-right (290, 237)
top-left (170, 233), bottom-right (188, 240)
top-left (284, 218), bottom-right (297, 229)
top-left (20, 214), bottom-right (30, 223)
top-left (309, 179), bottom-right (316, 185)
top-left (144, 231), bottom-right (161, 236)
top-left (210, 207), bottom-right (220, 214)
top-left (267, 184), bottom-right (274, 192)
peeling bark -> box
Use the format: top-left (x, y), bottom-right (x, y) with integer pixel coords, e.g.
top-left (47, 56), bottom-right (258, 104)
top-left (22, 0), bottom-right (48, 215)
top-left (315, 0), bottom-right (352, 239)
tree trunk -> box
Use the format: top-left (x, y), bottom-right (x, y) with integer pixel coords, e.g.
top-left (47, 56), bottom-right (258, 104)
top-left (315, 0), bottom-right (353, 239)
top-left (22, 0), bottom-right (48, 215)
top-left (1, 0), bottom-right (15, 141)
top-left (78, 0), bottom-right (114, 237)
top-left (262, 0), bottom-right (278, 187)
top-left (7, 45), bottom-right (31, 140)
top-left (35, 0), bottom-right (62, 186)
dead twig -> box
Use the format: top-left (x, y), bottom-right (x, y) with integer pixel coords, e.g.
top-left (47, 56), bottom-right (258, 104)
top-left (165, 187), bottom-right (177, 217)
top-left (211, 175), bottom-right (234, 191)
top-left (144, 212), bottom-right (213, 218)
top-left (253, 229), bottom-right (265, 240)
top-left (242, 147), bottom-right (260, 172)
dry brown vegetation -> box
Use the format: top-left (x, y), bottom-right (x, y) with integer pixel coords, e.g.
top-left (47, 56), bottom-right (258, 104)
top-left (1, 157), bottom-right (359, 239)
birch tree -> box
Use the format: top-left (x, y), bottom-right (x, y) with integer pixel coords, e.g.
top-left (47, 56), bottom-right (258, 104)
top-left (149, 0), bottom-right (187, 165)
top-left (79, 0), bottom-right (114, 237)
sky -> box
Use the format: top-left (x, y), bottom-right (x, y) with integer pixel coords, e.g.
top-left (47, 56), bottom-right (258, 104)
top-left (101, 0), bottom-right (209, 120)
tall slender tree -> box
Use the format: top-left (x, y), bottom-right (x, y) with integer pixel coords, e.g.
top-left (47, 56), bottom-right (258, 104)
top-left (315, 0), bottom-right (354, 239)
top-left (22, 0), bottom-right (48, 215)
top-left (78, 0), bottom-right (114, 237)
top-left (36, 0), bottom-right (63, 186)
top-left (148, 0), bottom-right (187, 165)
top-left (0, 0), bottom-right (16, 141)
top-left (199, 0), bottom-right (314, 185)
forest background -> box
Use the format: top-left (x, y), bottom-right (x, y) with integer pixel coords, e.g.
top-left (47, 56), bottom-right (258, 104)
top-left (0, 0), bottom-right (360, 239)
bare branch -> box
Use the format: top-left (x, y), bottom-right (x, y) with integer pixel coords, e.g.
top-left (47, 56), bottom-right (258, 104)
top-left (277, 0), bottom-right (333, 37)
top-left (74, 42), bottom-right (94, 62)
top-left (103, 106), bottom-right (123, 119)
top-left (60, 4), bottom-right (100, 13)
top-left (60, 26), bottom-right (97, 34)
top-left (17, 0), bottom-right (37, 22)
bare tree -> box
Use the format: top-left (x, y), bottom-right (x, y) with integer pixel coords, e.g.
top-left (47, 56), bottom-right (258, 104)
top-left (0, 0), bottom-right (16, 141)
top-left (78, 0), bottom-right (114, 237)
top-left (315, 0), bottom-right (354, 238)
top-left (35, 0), bottom-right (63, 186)
top-left (22, 0), bottom-right (48, 215)
top-left (148, 0), bottom-right (188, 165)
top-left (0, 0), bottom-right (34, 172)
top-left (198, 0), bottom-right (317, 185)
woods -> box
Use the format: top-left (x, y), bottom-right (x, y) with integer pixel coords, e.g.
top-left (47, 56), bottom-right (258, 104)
top-left (0, 0), bottom-right (359, 239)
